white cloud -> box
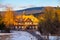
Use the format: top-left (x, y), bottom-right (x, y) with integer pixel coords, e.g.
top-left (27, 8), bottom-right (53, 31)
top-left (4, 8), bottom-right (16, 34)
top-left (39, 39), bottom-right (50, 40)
top-left (19, 5), bottom-right (35, 9)
top-left (0, 4), bottom-right (36, 11)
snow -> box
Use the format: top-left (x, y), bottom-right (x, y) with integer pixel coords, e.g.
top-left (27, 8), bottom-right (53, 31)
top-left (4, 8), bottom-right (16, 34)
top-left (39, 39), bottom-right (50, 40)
top-left (35, 31), bottom-right (41, 35)
top-left (49, 36), bottom-right (60, 40)
top-left (10, 31), bottom-right (37, 40)
top-left (0, 31), bottom-right (60, 40)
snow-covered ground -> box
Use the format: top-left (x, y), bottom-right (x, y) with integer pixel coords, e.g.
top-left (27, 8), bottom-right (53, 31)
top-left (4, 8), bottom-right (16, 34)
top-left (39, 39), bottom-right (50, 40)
top-left (0, 31), bottom-right (43, 40)
top-left (0, 31), bottom-right (60, 40)
top-left (10, 31), bottom-right (38, 40)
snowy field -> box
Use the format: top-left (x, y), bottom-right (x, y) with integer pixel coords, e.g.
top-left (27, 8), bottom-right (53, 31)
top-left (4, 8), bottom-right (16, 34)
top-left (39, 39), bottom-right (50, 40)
top-left (0, 31), bottom-right (42, 40)
top-left (0, 31), bottom-right (60, 40)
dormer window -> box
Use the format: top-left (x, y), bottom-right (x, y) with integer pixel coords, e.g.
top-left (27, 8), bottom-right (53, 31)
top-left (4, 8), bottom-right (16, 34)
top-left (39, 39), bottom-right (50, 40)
top-left (25, 18), bottom-right (33, 25)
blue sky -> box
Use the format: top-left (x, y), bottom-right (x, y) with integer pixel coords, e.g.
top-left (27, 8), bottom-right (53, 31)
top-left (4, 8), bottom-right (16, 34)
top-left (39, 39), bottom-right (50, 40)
top-left (0, 0), bottom-right (59, 11)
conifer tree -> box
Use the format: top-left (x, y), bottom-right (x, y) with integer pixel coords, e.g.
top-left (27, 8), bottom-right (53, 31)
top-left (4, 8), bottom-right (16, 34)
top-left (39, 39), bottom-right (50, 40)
top-left (3, 7), bottom-right (14, 27)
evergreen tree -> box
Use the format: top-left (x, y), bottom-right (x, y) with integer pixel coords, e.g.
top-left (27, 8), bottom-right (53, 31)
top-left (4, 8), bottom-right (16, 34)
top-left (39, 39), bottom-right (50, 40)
top-left (3, 7), bottom-right (14, 27)
top-left (0, 14), bottom-right (5, 30)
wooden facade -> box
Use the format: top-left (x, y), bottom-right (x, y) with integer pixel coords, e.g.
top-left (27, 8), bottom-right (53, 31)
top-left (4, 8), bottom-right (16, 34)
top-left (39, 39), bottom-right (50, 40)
top-left (11, 13), bottom-right (39, 30)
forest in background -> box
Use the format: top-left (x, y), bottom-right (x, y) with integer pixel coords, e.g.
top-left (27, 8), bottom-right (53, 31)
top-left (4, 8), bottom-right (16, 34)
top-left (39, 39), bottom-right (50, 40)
top-left (0, 6), bottom-right (60, 35)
